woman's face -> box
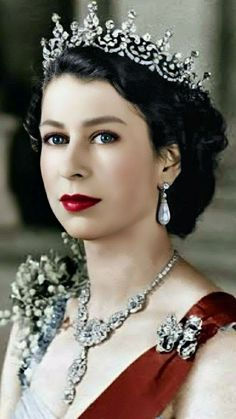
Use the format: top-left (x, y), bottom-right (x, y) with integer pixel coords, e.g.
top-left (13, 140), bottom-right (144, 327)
top-left (39, 74), bottom-right (163, 240)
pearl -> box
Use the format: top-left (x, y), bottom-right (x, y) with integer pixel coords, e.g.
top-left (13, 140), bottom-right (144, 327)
top-left (158, 201), bottom-right (170, 225)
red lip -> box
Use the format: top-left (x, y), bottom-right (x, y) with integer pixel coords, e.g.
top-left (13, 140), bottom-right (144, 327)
top-left (59, 194), bottom-right (101, 213)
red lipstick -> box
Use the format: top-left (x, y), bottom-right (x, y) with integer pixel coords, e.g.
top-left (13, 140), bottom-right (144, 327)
top-left (59, 194), bottom-right (102, 212)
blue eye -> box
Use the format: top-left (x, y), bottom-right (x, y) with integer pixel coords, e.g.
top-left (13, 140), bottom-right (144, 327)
top-left (92, 131), bottom-right (119, 144)
top-left (42, 134), bottom-right (67, 145)
top-left (42, 131), bottom-right (119, 146)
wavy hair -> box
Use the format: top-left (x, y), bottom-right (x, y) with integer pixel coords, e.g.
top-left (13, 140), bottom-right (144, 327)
top-left (24, 46), bottom-right (228, 238)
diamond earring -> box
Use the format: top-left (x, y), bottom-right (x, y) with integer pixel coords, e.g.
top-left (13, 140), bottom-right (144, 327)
top-left (158, 182), bottom-right (171, 225)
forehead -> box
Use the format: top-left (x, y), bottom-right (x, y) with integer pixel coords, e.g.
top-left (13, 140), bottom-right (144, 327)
top-left (41, 74), bottom-right (142, 124)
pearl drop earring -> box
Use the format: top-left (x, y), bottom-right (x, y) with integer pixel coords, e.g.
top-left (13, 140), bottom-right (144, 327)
top-left (158, 182), bottom-right (171, 225)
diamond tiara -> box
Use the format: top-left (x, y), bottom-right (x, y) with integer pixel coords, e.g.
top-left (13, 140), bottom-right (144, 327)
top-left (41, 0), bottom-right (211, 91)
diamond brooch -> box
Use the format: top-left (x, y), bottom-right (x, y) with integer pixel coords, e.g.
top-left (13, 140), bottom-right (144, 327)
top-left (156, 313), bottom-right (203, 360)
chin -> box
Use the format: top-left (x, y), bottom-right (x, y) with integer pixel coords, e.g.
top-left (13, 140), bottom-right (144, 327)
top-left (60, 220), bottom-right (101, 241)
top-left (51, 207), bottom-right (91, 239)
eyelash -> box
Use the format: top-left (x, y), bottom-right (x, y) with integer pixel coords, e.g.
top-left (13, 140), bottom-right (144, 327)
top-left (42, 130), bottom-right (119, 146)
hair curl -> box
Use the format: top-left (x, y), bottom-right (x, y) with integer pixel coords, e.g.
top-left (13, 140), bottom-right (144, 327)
top-left (24, 46), bottom-right (228, 238)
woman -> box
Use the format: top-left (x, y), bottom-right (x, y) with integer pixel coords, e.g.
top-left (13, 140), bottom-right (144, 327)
top-left (0, 2), bottom-right (236, 418)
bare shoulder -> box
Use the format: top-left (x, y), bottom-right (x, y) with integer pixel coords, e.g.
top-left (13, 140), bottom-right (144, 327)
top-left (0, 321), bottom-right (22, 417)
top-left (164, 256), bottom-right (236, 417)
top-left (162, 255), bottom-right (222, 317)
top-left (173, 255), bottom-right (221, 293)
top-left (174, 325), bottom-right (236, 418)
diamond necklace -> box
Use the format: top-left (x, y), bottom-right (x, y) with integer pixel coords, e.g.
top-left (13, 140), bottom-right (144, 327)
top-left (63, 249), bottom-right (180, 405)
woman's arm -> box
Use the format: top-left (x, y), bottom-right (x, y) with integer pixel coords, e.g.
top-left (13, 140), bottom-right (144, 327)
top-left (0, 321), bottom-right (22, 418)
top-left (174, 328), bottom-right (236, 418)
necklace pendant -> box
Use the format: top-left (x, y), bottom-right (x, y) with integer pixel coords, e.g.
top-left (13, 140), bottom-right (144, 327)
top-left (127, 292), bottom-right (146, 313)
top-left (76, 318), bottom-right (111, 347)
top-left (74, 305), bottom-right (88, 332)
top-left (61, 247), bottom-right (179, 406)
top-left (78, 286), bottom-right (90, 304)
top-left (64, 384), bottom-right (76, 405)
top-left (108, 309), bottom-right (129, 329)
top-left (64, 347), bottom-right (88, 405)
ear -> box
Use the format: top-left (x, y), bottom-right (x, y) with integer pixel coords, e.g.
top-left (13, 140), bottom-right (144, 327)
top-left (157, 143), bottom-right (181, 186)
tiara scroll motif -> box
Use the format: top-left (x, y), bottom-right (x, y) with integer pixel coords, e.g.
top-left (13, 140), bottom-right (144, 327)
top-left (41, 1), bottom-right (211, 91)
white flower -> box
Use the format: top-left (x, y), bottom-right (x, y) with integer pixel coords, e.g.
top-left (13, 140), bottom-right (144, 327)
top-left (18, 340), bottom-right (27, 349)
top-left (34, 309), bottom-right (42, 317)
top-left (17, 278), bottom-right (25, 287)
top-left (11, 283), bottom-right (18, 294)
top-left (0, 228), bottom-right (86, 369)
top-left (48, 285), bottom-right (55, 293)
top-left (72, 244), bottom-right (78, 252)
top-left (31, 333), bottom-right (39, 343)
top-left (23, 348), bottom-right (30, 357)
top-left (45, 262), bottom-right (52, 272)
top-left (58, 285), bottom-right (65, 293)
top-left (45, 306), bottom-right (54, 316)
top-left (24, 273), bottom-right (32, 282)
top-left (31, 345), bottom-right (39, 354)
top-left (13, 305), bottom-right (20, 314)
top-left (59, 263), bottom-right (67, 273)
top-left (38, 274), bottom-right (45, 285)
top-left (50, 273), bottom-right (59, 284)
top-left (19, 329), bottom-right (30, 340)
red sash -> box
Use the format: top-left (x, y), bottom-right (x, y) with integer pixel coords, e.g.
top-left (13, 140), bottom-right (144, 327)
top-left (79, 291), bottom-right (236, 418)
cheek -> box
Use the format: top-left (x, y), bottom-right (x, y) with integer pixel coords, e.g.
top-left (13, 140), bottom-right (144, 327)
top-left (104, 149), bottom-right (156, 203)
top-left (40, 151), bottom-right (57, 193)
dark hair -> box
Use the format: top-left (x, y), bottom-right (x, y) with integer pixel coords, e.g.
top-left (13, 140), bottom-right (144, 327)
top-left (24, 46), bottom-right (228, 239)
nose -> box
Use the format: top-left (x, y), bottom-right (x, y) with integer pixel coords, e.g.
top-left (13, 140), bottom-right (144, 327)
top-left (58, 137), bottom-right (90, 179)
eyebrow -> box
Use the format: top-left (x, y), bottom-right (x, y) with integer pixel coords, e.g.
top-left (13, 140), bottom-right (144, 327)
top-left (39, 116), bottom-right (127, 129)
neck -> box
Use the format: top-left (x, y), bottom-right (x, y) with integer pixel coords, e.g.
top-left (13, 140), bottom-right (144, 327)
top-left (82, 218), bottom-right (175, 318)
